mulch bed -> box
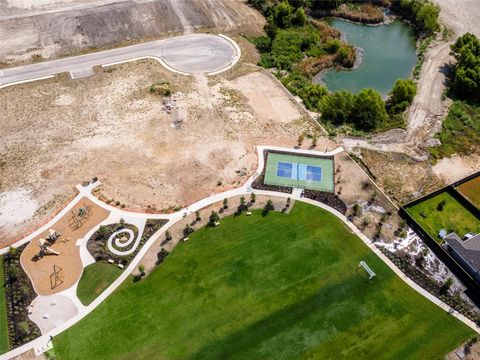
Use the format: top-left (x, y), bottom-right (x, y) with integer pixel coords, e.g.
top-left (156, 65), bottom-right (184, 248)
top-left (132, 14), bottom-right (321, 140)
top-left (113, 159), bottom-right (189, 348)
top-left (87, 219), bottom-right (167, 266)
top-left (2, 245), bottom-right (41, 349)
top-left (303, 190), bottom-right (347, 215)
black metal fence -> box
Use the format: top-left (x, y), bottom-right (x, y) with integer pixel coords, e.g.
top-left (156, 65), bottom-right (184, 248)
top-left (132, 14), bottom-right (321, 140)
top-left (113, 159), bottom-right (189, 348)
top-left (400, 171), bottom-right (480, 301)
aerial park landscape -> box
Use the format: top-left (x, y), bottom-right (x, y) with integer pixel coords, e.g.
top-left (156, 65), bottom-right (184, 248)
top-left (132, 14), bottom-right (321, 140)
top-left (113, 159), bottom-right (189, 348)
top-left (0, 0), bottom-right (480, 359)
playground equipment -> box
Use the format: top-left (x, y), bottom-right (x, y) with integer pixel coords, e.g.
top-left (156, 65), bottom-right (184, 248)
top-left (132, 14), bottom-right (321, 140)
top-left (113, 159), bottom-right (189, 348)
top-left (39, 239), bottom-right (60, 256)
top-left (47, 229), bottom-right (62, 242)
top-left (34, 228), bottom-right (63, 259)
top-left (68, 203), bottom-right (93, 230)
top-left (50, 265), bottom-right (64, 290)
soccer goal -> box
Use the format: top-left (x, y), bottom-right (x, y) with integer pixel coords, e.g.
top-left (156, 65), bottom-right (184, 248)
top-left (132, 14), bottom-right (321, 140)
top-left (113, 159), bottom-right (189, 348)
top-left (357, 261), bottom-right (376, 280)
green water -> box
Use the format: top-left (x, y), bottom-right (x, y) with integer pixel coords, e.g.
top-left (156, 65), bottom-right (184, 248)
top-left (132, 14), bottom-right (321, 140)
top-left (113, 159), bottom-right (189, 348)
top-left (319, 18), bottom-right (417, 95)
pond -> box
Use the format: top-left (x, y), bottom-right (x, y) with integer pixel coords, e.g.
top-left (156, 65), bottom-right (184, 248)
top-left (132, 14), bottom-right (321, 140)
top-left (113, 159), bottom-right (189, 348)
top-left (316, 18), bottom-right (417, 96)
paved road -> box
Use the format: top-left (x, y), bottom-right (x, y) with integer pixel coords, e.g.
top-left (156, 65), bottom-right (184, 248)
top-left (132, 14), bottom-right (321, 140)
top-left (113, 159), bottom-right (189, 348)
top-left (0, 34), bottom-right (239, 87)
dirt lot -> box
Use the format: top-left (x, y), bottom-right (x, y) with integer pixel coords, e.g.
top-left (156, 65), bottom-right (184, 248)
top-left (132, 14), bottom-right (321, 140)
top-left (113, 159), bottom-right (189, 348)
top-left (0, 0), bottom-right (264, 64)
top-left (0, 57), bottom-right (316, 246)
top-left (20, 197), bottom-right (109, 295)
top-left (357, 149), bottom-right (446, 204)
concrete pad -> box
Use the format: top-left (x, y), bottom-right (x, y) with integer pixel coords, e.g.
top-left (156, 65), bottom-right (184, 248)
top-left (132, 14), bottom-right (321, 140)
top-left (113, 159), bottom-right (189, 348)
top-left (29, 294), bottom-right (78, 334)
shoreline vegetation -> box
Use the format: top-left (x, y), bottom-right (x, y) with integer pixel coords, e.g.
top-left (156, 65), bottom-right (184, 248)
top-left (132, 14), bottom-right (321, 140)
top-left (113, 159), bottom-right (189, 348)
top-left (247, 0), bottom-right (438, 134)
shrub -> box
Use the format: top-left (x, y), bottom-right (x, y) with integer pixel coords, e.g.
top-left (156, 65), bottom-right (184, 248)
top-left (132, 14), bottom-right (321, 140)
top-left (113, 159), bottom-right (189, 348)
top-left (352, 203), bottom-right (361, 217)
top-left (149, 81), bottom-right (171, 96)
top-left (209, 211), bottom-right (220, 226)
top-left (436, 199), bottom-right (446, 211)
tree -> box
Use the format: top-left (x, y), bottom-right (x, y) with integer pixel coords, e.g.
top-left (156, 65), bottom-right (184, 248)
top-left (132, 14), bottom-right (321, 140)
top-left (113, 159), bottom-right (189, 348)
top-left (301, 83), bottom-right (328, 111)
top-left (138, 264), bottom-right (145, 276)
top-left (291, 7), bottom-right (307, 27)
top-left (272, 1), bottom-right (293, 28)
top-left (398, 0), bottom-right (440, 34)
top-left (388, 79), bottom-right (417, 114)
top-left (262, 199), bottom-right (275, 216)
top-left (436, 199), bottom-right (446, 211)
top-left (209, 211), bottom-right (220, 226)
top-left (320, 90), bottom-right (355, 125)
top-left (238, 196), bottom-right (247, 213)
top-left (451, 33), bottom-right (480, 102)
top-left (289, 0), bottom-right (311, 9)
top-left (195, 210), bottom-right (201, 221)
top-left (352, 88), bottom-right (388, 130)
top-left (223, 198), bottom-right (228, 209)
top-left (311, 132), bottom-right (317, 148)
top-left (250, 193), bottom-right (256, 203)
top-left (165, 230), bottom-right (172, 240)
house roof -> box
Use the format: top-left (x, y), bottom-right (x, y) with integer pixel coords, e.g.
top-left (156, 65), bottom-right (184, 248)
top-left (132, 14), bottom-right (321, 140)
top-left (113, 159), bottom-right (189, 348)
top-left (444, 232), bottom-right (480, 273)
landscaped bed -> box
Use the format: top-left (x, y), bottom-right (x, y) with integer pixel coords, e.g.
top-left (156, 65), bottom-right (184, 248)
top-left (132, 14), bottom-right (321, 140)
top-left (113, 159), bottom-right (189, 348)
top-left (76, 262), bottom-right (123, 306)
top-left (0, 256), bottom-right (9, 354)
top-left (2, 246), bottom-right (40, 350)
top-left (406, 192), bottom-right (480, 242)
top-left (54, 202), bottom-right (472, 359)
top-left (457, 176), bottom-right (480, 210)
top-left (87, 219), bottom-right (167, 266)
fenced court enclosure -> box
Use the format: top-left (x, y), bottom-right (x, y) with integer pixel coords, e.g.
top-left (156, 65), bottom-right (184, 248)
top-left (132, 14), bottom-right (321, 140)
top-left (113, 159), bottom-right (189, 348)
top-left (264, 152), bottom-right (334, 192)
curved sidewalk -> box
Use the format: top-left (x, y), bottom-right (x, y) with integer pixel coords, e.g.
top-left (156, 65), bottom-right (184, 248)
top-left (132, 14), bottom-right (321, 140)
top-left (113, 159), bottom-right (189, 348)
top-left (0, 33), bottom-right (240, 88)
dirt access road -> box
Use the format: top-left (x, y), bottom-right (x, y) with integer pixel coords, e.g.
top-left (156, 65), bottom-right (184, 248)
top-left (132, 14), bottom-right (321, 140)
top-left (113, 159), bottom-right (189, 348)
top-left (341, 0), bottom-right (480, 160)
top-left (0, 0), bottom-right (264, 65)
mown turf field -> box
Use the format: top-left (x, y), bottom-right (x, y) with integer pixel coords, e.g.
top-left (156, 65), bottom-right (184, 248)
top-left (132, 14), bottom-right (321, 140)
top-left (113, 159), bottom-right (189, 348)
top-left (0, 256), bottom-right (9, 354)
top-left (54, 202), bottom-right (473, 359)
top-left (76, 262), bottom-right (123, 306)
top-left (407, 192), bottom-right (480, 242)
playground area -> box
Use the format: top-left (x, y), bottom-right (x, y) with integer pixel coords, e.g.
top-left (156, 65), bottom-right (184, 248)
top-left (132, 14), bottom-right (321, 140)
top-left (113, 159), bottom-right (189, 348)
top-left (20, 198), bottom-right (109, 295)
top-left (264, 152), bottom-right (334, 192)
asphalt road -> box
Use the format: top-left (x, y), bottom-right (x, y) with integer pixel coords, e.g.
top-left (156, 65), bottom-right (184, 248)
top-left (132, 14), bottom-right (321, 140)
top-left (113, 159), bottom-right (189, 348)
top-left (0, 34), bottom-right (238, 87)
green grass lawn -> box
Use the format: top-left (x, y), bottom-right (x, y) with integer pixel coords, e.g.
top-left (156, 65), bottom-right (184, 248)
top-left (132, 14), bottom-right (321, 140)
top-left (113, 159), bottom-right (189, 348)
top-left (0, 256), bottom-right (9, 354)
top-left (76, 262), bottom-right (123, 306)
top-left (55, 202), bottom-right (473, 359)
top-left (407, 191), bottom-right (480, 242)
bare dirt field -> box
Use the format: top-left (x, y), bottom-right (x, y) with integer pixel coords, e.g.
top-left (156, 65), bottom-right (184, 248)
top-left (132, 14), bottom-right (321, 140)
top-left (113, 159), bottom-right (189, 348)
top-left (20, 197), bottom-right (109, 295)
top-left (0, 57), bottom-right (315, 247)
top-left (357, 149), bottom-right (446, 204)
top-left (0, 0), bottom-right (264, 65)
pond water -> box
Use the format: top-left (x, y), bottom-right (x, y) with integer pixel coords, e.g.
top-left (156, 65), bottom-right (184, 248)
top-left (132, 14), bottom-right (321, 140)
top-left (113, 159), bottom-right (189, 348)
top-left (317, 18), bottom-right (417, 96)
